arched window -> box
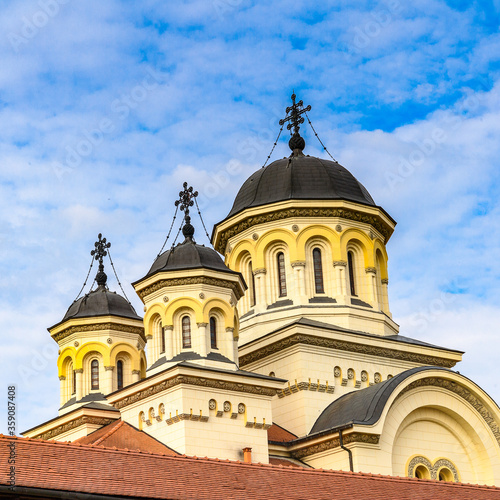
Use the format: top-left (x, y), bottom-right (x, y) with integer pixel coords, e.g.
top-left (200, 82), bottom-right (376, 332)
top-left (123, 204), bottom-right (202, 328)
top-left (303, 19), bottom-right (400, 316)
top-left (117, 360), bottom-right (123, 390)
top-left (182, 316), bottom-right (191, 348)
top-left (160, 322), bottom-right (165, 354)
top-left (313, 248), bottom-right (324, 293)
top-left (249, 261), bottom-right (256, 307)
top-left (210, 317), bottom-right (217, 349)
top-left (277, 252), bottom-right (287, 297)
top-left (347, 251), bottom-right (357, 296)
top-left (72, 368), bottom-right (76, 395)
top-left (91, 360), bottom-right (99, 390)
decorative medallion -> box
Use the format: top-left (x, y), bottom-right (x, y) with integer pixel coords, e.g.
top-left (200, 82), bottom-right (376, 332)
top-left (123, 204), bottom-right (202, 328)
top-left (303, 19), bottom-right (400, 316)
top-left (252, 233), bottom-right (259, 241)
top-left (334, 366), bottom-right (341, 378)
top-left (208, 399), bottom-right (217, 410)
top-left (238, 403), bottom-right (246, 414)
top-left (361, 371), bottom-right (368, 382)
top-left (347, 368), bottom-right (355, 380)
top-left (163, 296), bottom-right (169, 303)
top-left (199, 292), bottom-right (205, 299)
top-left (292, 224), bottom-right (299, 232)
top-left (107, 337), bottom-right (113, 344)
top-left (335, 224), bottom-right (342, 232)
top-left (374, 372), bottom-right (382, 383)
top-left (223, 401), bottom-right (231, 412)
top-left (74, 341), bottom-right (79, 347)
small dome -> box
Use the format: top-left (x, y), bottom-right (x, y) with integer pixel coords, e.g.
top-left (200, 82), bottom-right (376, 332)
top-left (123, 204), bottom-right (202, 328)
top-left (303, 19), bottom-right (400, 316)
top-left (227, 155), bottom-right (375, 219)
top-left (61, 286), bottom-right (141, 323)
top-left (144, 240), bottom-right (237, 279)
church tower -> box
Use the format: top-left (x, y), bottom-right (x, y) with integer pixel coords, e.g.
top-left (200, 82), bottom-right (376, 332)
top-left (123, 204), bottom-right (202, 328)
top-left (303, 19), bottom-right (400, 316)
top-left (49, 234), bottom-right (146, 415)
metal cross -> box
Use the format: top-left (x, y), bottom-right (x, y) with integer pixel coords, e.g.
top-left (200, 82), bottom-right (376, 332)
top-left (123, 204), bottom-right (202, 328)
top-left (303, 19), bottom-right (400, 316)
top-left (91, 233), bottom-right (111, 267)
top-left (175, 182), bottom-right (198, 217)
top-left (279, 92), bottom-right (311, 135)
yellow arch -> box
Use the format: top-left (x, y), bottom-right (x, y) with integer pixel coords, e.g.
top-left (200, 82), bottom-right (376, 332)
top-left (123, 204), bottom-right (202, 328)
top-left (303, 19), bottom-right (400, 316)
top-left (228, 240), bottom-right (256, 270)
top-left (74, 342), bottom-right (110, 370)
top-left (57, 347), bottom-right (76, 377)
top-left (295, 225), bottom-right (339, 260)
top-left (110, 343), bottom-right (141, 370)
top-left (255, 229), bottom-right (297, 268)
top-left (374, 242), bottom-right (388, 280)
top-left (164, 297), bottom-right (203, 324)
top-left (340, 228), bottom-right (374, 267)
top-left (144, 303), bottom-right (167, 331)
top-left (202, 298), bottom-right (234, 327)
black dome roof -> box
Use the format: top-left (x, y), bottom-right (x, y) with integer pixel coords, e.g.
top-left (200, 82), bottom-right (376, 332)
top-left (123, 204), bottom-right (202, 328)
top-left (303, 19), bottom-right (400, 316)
top-left (61, 286), bottom-right (141, 323)
top-left (143, 240), bottom-right (237, 279)
top-left (227, 155), bottom-right (375, 219)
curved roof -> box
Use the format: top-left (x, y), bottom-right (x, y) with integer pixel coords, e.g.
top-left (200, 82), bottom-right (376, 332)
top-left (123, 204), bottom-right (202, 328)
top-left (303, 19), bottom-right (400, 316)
top-left (310, 366), bottom-right (454, 435)
top-left (227, 155), bottom-right (375, 219)
top-left (60, 286), bottom-right (141, 324)
top-left (142, 240), bottom-right (238, 280)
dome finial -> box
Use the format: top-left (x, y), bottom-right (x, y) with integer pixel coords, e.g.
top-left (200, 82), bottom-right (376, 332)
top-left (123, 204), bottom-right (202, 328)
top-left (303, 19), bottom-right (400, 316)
top-left (91, 233), bottom-right (111, 287)
top-left (279, 92), bottom-right (311, 154)
top-left (175, 182), bottom-right (199, 243)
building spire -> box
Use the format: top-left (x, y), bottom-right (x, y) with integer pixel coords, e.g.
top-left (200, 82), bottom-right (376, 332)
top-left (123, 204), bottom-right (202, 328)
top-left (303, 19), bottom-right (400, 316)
top-left (175, 182), bottom-right (199, 243)
top-left (279, 92), bottom-right (311, 154)
top-left (91, 233), bottom-right (111, 287)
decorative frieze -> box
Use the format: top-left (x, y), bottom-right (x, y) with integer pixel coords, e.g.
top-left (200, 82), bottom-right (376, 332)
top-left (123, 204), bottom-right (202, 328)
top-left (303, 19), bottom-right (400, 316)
top-left (31, 416), bottom-right (117, 441)
top-left (52, 322), bottom-right (145, 343)
top-left (137, 276), bottom-right (244, 301)
top-left (215, 206), bottom-right (392, 254)
top-left (277, 379), bottom-right (334, 399)
top-left (239, 334), bottom-right (457, 369)
top-left (165, 413), bottom-right (209, 425)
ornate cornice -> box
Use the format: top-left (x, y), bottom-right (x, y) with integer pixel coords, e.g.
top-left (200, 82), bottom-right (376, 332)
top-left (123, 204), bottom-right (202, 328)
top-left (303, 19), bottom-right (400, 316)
top-left (239, 334), bottom-right (457, 369)
top-left (32, 416), bottom-right (117, 441)
top-left (138, 276), bottom-right (244, 301)
top-left (293, 432), bottom-right (380, 459)
top-left (291, 261), bottom-right (306, 268)
top-left (112, 374), bottom-right (278, 409)
top-left (52, 322), bottom-right (145, 343)
top-left (216, 207), bottom-right (391, 254)
top-left (333, 260), bottom-right (347, 267)
top-left (395, 377), bottom-right (500, 447)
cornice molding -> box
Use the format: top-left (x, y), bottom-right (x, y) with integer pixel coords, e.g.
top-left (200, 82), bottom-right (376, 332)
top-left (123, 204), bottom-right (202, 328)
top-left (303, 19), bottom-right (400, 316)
top-left (395, 377), bottom-right (500, 447)
top-left (239, 333), bottom-right (457, 369)
top-left (216, 207), bottom-right (392, 254)
top-left (293, 432), bottom-right (380, 459)
top-left (112, 374), bottom-right (278, 409)
top-left (32, 416), bottom-right (117, 441)
top-left (138, 276), bottom-right (244, 301)
top-left (52, 322), bottom-right (145, 343)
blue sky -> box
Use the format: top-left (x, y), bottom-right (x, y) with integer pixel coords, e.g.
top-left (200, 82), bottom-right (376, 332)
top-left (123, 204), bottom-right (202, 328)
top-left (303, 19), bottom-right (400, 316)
top-left (1, 0), bottom-right (500, 433)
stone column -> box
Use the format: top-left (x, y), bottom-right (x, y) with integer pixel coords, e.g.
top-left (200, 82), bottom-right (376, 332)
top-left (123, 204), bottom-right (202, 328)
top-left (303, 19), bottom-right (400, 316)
top-left (333, 261), bottom-right (347, 304)
top-left (164, 325), bottom-right (174, 359)
top-left (253, 268), bottom-right (267, 312)
top-left (145, 334), bottom-right (153, 367)
top-left (225, 327), bottom-right (235, 363)
top-left (291, 261), bottom-right (306, 304)
top-left (365, 267), bottom-right (377, 306)
top-left (132, 369), bottom-right (141, 383)
top-left (59, 375), bottom-right (66, 407)
top-left (75, 369), bottom-right (83, 401)
top-left (197, 323), bottom-right (208, 357)
top-left (104, 366), bottom-right (114, 394)
top-left (381, 278), bottom-right (390, 314)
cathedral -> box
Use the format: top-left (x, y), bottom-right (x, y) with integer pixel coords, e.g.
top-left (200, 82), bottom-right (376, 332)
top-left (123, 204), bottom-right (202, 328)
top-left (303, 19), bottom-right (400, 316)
top-left (6, 95), bottom-right (500, 497)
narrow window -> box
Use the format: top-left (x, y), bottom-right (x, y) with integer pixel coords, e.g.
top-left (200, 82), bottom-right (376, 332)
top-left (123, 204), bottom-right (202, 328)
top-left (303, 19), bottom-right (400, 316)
top-left (313, 248), bottom-right (324, 293)
top-left (182, 316), bottom-right (192, 348)
top-left (210, 317), bottom-right (217, 349)
top-left (160, 322), bottom-right (165, 354)
top-left (348, 251), bottom-right (356, 296)
top-left (72, 368), bottom-right (76, 395)
top-left (117, 360), bottom-right (123, 390)
top-left (277, 252), bottom-right (287, 297)
top-left (91, 360), bottom-right (99, 390)
top-left (249, 261), bottom-right (256, 307)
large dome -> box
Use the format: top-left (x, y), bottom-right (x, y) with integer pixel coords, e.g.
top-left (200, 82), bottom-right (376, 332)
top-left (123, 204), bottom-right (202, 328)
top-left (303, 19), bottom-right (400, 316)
top-left (61, 286), bottom-right (141, 323)
top-left (227, 155), bottom-right (375, 219)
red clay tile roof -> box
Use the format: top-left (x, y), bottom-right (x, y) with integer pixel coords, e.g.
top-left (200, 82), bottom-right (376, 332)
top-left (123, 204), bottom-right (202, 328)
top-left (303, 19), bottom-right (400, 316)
top-left (267, 422), bottom-right (297, 443)
top-left (73, 419), bottom-right (178, 455)
top-left (2, 435), bottom-right (500, 500)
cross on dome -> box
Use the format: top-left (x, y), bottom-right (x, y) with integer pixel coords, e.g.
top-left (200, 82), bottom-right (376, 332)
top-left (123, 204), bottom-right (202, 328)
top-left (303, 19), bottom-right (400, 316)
top-left (279, 92), bottom-right (311, 152)
top-left (175, 182), bottom-right (199, 242)
top-left (91, 233), bottom-right (111, 286)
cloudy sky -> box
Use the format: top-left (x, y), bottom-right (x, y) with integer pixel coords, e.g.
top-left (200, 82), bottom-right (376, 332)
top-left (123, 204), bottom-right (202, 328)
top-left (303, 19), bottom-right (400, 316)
top-left (1, 0), bottom-right (500, 434)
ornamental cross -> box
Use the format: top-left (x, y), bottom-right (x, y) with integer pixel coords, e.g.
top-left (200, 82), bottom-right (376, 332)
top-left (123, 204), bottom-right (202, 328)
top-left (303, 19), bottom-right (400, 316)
top-left (91, 233), bottom-right (111, 267)
top-left (175, 182), bottom-right (198, 217)
top-left (279, 92), bottom-right (311, 135)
